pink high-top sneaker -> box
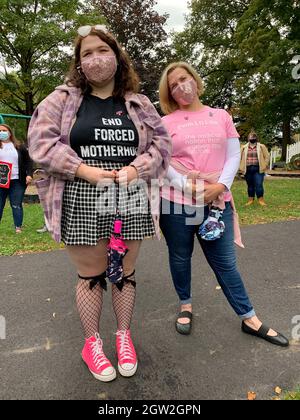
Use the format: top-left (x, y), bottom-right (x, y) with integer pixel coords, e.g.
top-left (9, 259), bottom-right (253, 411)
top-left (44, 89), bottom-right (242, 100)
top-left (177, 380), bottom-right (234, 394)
top-left (116, 330), bottom-right (137, 377)
top-left (82, 333), bottom-right (116, 382)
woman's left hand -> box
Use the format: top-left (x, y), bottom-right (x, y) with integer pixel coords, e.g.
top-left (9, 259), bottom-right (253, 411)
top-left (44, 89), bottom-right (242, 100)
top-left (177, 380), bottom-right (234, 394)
top-left (26, 176), bottom-right (33, 185)
top-left (116, 166), bottom-right (138, 186)
top-left (204, 183), bottom-right (226, 204)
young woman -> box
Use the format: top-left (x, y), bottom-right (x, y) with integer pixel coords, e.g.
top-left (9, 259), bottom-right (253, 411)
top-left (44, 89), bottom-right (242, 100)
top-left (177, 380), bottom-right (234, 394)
top-left (240, 131), bottom-right (270, 206)
top-left (0, 124), bottom-right (33, 232)
top-left (158, 62), bottom-right (289, 347)
top-left (28, 25), bottom-right (171, 382)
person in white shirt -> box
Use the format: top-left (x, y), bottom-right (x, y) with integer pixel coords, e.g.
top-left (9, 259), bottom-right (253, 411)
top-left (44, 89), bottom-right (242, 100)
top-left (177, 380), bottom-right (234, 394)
top-left (0, 124), bottom-right (33, 233)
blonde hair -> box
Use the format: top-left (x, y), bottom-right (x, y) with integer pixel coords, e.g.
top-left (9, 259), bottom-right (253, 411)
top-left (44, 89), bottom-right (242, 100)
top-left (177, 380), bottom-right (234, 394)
top-left (159, 62), bottom-right (205, 115)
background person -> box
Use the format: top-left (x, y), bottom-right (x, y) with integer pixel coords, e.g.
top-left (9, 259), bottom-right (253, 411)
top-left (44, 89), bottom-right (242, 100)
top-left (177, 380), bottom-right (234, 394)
top-left (240, 131), bottom-right (270, 206)
top-left (0, 124), bottom-right (33, 233)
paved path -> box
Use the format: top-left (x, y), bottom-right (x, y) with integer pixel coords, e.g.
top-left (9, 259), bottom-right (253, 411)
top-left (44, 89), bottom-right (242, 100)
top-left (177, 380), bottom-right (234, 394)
top-left (0, 221), bottom-right (300, 400)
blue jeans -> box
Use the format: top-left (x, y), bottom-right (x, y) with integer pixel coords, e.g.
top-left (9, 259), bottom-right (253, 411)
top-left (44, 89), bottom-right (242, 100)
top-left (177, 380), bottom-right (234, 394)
top-left (245, 165), bottom-right (265, 198)
top-left (0, 179), bottom-right (26, 228)
top-left (160, 199), bottom-right (255, 320)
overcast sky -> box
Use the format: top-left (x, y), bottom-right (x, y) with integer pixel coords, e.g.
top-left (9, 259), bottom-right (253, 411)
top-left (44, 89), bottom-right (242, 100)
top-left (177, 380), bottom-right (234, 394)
top-left (154, 0), bottom-right (189, 32)
top-left (0, 1), bottom-right (190, 72)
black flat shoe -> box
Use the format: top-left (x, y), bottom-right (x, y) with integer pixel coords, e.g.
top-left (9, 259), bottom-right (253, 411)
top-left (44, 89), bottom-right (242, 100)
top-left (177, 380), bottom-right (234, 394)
top-left (176, 311), bottom-right (193, 335)
top-left (241, 321), bottom-right (289, 347)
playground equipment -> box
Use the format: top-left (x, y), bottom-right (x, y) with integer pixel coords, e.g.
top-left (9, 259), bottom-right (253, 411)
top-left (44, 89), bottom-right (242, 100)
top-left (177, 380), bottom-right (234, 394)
top-left (0, 113), bottom-right (31, 123)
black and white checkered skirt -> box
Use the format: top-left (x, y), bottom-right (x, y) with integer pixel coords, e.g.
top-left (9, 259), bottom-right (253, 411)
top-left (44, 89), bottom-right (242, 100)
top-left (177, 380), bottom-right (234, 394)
top-left (61, 160), bottom-right (155, 245)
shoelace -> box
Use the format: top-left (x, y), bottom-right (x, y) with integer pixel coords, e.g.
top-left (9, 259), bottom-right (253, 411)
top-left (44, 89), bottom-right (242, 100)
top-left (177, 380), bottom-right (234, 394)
top-left (91, 333), bottom-right (109, 369)
top-left (116, 330), bottom-right (134, 362)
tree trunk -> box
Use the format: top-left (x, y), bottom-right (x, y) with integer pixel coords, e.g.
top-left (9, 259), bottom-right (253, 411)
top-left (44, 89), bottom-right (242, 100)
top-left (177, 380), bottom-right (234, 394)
top-left (281, 118), bottom-right (291, 162)
top-left (25, 91), bottom-right (34, 117)
top-left (24, 91), bottom-right (34, 138)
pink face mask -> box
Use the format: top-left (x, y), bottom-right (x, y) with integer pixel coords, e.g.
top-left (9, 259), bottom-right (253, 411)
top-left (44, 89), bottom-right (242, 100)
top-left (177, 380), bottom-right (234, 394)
top-left (81, 55), bottom-right (117, 84)
top-left (171, 78), bottom-right (198, 106)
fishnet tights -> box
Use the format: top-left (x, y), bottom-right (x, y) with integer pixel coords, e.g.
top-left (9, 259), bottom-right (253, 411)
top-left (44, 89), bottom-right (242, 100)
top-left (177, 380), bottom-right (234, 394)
top-left (76, 279), bottom-right (103, 338)
top-left (112, 275), bottom-right (136, 331)
top-left (76, 274), bottom-right (136, 337)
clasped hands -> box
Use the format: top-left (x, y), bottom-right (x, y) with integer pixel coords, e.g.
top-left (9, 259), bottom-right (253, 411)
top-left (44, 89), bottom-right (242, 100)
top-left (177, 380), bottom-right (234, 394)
top-left (188, 179), bottom-right (226, 204)
top-left (77, 163), bottom-right (138, 187)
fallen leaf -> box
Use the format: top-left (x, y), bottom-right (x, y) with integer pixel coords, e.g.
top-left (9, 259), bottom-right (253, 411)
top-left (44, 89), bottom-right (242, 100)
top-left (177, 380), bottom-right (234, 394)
top-left (272, 396), bottom-right (281, 400)
top-left (289, 339), bottom-right (300, 345)
top-left (275, 386), bottom-right (282, 395)
top-left (98, 392), bottom-right (108, 400)
top-left (45, 338), bottom-right (51, 351)
top-left (247, 391), bottom-right (256, 400)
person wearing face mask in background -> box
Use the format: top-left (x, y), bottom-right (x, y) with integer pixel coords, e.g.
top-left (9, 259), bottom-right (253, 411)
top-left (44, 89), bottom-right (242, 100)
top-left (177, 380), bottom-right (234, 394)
top-left (157, 62), bottom-right (289, 349)
top-left (240, 131), bottom-right (270, 206)
top-left (0, 124), bottom-right (33, 233)
top-left (28, 25), bottom-right (171, 382)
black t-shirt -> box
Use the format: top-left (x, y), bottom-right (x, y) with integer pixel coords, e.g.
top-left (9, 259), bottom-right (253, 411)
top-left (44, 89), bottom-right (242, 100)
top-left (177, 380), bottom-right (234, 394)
top-left (70, 94), bottom-right (139, 163)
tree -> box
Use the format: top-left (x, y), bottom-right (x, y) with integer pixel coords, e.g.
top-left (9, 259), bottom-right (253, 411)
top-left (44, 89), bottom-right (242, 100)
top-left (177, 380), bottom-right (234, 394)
top-left (92, 0), bottom-right (171, 103)
top-left (0, 101), bottom-right (29, 141)
top-left (172, 0), bottom-right (300, 156)
top-left (235, 0), bottom-right (300, 159)
top-left (172, 0), bottom-right (251, 109)
top-left (0, 0), bottom-right (103, 119)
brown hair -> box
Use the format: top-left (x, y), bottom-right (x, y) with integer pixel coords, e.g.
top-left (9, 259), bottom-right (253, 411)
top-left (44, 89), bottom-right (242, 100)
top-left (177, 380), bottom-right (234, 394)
top-left (159, 62), bottom-right (205, 115)
top-left (66, 28), bottom-right (140, 97)
top-left (0, 124), bottom-right (20, 149)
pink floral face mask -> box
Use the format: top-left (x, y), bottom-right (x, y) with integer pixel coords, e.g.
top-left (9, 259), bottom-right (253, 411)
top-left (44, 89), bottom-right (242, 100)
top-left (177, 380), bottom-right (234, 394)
top-left (171, 78), bottom-right (198, 106)
top-left (81, 55), bottom-right (117, 84)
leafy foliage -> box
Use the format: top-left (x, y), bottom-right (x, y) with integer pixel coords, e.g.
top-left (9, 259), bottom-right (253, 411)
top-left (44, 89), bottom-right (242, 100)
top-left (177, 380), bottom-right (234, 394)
top-left (173, 0), bottom-right (300, 153)
top-left (92, 0), bottom-right (171, 103)
top-left (234, 0), bottom-right (300, 156)
top-left (0, 0), bottom-right (103, 119)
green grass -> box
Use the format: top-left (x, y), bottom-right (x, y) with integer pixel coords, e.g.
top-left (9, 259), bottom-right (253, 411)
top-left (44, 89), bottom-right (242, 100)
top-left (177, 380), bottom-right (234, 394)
top-left (283, 389), bottom-right (300, 400)
top-left (0, 203), bottom-right (64, 256)
top-left (232, 178), bottom-right (300, 225)
top-left (0, 178), bottom-right (299, 256)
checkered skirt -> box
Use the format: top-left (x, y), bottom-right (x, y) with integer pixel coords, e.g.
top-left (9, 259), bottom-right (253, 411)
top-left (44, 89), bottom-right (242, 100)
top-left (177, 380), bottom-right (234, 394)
top-left (61, 160), bottom-right (155, 245)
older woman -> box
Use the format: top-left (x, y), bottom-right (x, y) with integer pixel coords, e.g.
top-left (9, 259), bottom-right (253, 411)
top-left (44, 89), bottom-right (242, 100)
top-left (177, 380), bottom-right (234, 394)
top-left (158, 61), bottom-right (288, 348)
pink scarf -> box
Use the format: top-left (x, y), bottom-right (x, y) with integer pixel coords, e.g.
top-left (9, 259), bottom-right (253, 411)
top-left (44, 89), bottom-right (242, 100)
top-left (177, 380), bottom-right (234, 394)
top-left (170, 158), bottom-right (244, 248)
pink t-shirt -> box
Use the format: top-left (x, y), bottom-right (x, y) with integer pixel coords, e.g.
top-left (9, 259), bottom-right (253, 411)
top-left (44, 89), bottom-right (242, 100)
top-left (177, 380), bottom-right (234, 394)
top-left (161, 105), bottom-right (240, 205)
